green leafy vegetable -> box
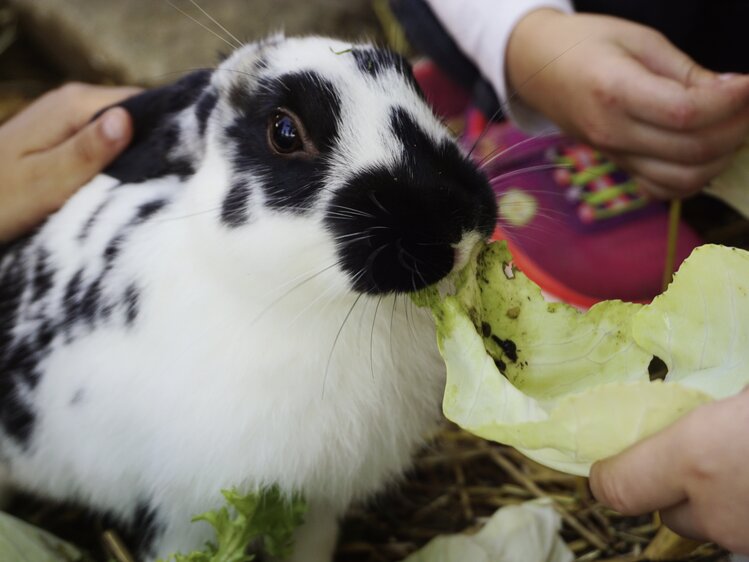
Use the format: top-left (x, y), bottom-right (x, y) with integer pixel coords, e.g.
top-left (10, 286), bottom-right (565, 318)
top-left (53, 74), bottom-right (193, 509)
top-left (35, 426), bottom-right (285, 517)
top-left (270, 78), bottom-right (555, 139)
top-left (160, 487), bottom-right (306, 562)
top-left (633, 245), bottom-right (749, 400)
top-left (418, 241), bottom-right (749, 476)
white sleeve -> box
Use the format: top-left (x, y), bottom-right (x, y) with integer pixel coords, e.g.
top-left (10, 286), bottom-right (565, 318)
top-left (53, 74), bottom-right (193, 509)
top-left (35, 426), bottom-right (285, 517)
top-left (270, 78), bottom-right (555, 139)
top-left (424, 0), bottom-right (573, 132)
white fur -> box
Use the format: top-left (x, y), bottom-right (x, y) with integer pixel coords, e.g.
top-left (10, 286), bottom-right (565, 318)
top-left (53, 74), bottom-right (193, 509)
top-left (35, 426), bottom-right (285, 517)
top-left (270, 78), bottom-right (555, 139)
top-left (5, 151), bottom-right (445, 561)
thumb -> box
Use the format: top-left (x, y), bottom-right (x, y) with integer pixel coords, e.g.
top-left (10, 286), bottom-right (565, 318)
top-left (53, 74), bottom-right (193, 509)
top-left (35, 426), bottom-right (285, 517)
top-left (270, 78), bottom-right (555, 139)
top-left (33, 107), bottom-right (133, 208)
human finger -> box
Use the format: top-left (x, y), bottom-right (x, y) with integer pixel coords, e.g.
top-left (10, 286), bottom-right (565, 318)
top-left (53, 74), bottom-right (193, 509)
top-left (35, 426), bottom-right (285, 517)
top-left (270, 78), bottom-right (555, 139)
top-left (26, 107), bottom-right (133, 209)
top-left (589, 420), bottom-right (689, 515)
top-left (3, 83), bottom-right (141, 152)
top-left (622, 27), bottom-right (716, 87)
top-left (622, 69), bottom-right (749, 131)
top-left (613, 153), bottom-right (735, 196)
top-left (660, 502), bottom-right (708, 542)
top-left (628, 175), bottom-right (679, 200)
top-left (600, 105), bottom-right (749, 165)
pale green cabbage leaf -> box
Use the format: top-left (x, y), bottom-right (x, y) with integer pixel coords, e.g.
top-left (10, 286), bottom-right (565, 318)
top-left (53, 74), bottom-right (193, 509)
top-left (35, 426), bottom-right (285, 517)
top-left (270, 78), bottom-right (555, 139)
top-left (0, 511), bottom-right (85, 562)
top-left (419, 242), bottom-right (749, 476)
top-left (401, 499), bottom-right (573, 562)
top-left (706, 140), bottom-right (749, 218)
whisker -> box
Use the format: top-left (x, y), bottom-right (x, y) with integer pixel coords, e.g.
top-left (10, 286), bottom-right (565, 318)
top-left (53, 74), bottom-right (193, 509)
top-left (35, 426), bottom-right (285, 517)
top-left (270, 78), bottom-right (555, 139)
top-left (477, 131), bottom-right (561, 169)
top-left (498, 204), bottom-right (571, 220)
top-left (150, 205), bottom-right (224, 224)
top-left (325, 212), bottom-right (372, 221)
top-left (500, 222), bottom-right (566, 240)
top-left (494, 187), bottom-right (571, 196)
top-left (135, 66), bottom-right (268, 86)
top-left (326, 205), bottom-right (376, 219)
top-left (389, 292), bottom-right (398, 357)
top-left (283, 274), bottom-right (342, 330)
top-left (335, 233), bottom-right (374, 247)
top-left (467, 36), bottom-right (591, 159)
top-left (368, 191), bottom-right (390, 216)
top-left (187, 0), bottom-right (244, 48)
top-left (490, 163), bottom-right (568, 184)
top-left (370, 296), bottom-right (383, 381)
top-left (251, 263), bottom-right (338, 325)
top-left (165, 0), bottom-right (239, 51)
top-left (402, 294), bottom-right (418, 342)
top-left (322, 292), bottom-right (363, 399)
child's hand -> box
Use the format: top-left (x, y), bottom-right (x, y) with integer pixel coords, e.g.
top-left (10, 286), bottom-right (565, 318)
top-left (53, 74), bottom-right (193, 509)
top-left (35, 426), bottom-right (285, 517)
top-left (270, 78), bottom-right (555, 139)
top-left (507, 10), bottom-right (749, 199)
top-left (0, 83), bottom-right (140, 242)
top-left (590, 387), bottom-right (749, 554)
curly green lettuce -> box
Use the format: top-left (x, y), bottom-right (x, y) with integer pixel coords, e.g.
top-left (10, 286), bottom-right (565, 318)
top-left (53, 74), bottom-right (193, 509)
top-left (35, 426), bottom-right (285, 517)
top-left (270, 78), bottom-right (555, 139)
top-left (418, 242), bottom-right (749, 476)
top-left (160, 487), bottom-right (306, 562)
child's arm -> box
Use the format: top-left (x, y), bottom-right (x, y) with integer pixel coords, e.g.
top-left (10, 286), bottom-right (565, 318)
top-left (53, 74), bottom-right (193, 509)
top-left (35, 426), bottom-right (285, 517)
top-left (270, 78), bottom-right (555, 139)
top-left (424, 0), bottom-right (572, 130)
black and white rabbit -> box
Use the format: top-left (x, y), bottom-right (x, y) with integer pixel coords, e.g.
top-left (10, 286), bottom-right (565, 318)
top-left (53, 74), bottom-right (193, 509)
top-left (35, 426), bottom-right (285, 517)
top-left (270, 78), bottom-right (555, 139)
top-left (0, 36), bottom-right (497, 561)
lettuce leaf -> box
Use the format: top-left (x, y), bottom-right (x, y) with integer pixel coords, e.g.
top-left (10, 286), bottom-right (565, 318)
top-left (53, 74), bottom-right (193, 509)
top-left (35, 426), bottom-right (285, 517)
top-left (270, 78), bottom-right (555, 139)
top-left (160, 487), bottom-right (306, 562)
top-left (633, 245), bottom-right (749, 399)
top-left (419, 242), bottom-right (749, 476)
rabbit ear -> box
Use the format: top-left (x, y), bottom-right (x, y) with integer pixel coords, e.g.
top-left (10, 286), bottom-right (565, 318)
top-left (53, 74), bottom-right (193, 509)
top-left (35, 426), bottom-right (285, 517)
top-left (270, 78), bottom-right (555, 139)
top-left (103, 69), bottom-right (215, 184)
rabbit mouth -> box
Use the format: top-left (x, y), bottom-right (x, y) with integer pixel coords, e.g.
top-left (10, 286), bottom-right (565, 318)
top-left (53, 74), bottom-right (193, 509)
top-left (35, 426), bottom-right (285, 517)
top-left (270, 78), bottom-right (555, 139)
top-left (325, 165), bottom-right (496, 296)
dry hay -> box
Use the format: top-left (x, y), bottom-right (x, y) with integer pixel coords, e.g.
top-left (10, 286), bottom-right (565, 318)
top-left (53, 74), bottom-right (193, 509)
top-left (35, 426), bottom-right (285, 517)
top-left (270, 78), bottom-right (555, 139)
top-left (6, 424), bottom-right (729, 562)
top-left (334, 424), bottom-right (728, 562)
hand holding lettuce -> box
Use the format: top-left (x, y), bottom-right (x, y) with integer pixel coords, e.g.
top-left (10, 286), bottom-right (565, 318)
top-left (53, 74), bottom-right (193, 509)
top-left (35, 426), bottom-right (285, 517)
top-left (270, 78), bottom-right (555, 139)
top-left (417, 241), bottom-right (749, 476)
top-left (589, 387), bottom-right (749, 551)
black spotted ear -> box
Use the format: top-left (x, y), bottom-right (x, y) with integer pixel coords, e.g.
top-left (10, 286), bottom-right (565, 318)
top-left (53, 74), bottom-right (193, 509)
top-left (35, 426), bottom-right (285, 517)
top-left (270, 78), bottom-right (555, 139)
top-left (101, 69), bottom-right (214, 184)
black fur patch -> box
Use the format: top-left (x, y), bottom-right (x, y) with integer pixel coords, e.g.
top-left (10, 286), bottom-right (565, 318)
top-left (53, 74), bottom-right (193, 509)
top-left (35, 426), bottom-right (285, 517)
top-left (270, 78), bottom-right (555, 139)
top-left (0, 181), bottom-right (165, 447)
top-left (70, 388), bottom-right (85, 406)
top-left (79, 277), bottom-right (104, 326)
top-left (351, 47), bottom-right (423, 94)
top-left (103, 236), bottom-right (123, 270)
top-left (224, 71), bottom-right (342, 214)
top-left (0, 240), bottom-right (40, 443)
top-left (0, 348), bottom-right (39, 443)
top-left (195, 89), bottom-right (218, 136)
top-left (77, 199), bottom-right (110, 242)
top-left (73, 199), bottom-right (165, 329)
top-left (104, 199), bottom-right (167, 270)
top-left (128, 501), bottom-right (164, 559)
top-left (133, 199), bottom-right (168, 225)
top-left (31, 248), bottom-right (54, 301)
top-left (221, 180), bottom-right (251, 227)
top-left (62, 269), bottom-right (85, 333)
top-left (123, 284), bottom-right (140, 326)
top-left (96, 500), bottom-right (164, 560)
top-left (352, 47), bottom-right (406, 74)
top-left (104, 70), bottom-right (213, 183)
top-left (326, 107), bottom-right (496, 295)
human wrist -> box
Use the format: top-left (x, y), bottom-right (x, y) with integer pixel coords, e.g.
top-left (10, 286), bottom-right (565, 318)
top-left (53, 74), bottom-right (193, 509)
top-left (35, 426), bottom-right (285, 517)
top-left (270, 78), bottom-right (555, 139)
top-left (506, 8), bottom-right (570, 112)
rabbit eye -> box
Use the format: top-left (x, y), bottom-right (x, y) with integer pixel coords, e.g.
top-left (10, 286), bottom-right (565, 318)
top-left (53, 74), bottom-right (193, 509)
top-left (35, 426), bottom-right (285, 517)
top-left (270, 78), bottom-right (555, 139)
top-left (269, 111), bottom-right (304, 154)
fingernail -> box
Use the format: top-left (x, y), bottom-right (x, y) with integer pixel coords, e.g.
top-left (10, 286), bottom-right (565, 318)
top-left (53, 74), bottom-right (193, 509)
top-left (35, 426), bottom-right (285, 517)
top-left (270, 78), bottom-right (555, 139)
top-left (100, 108), bottom-right (128, 142)
top-left (718, 73), bottom-right (739, 81)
